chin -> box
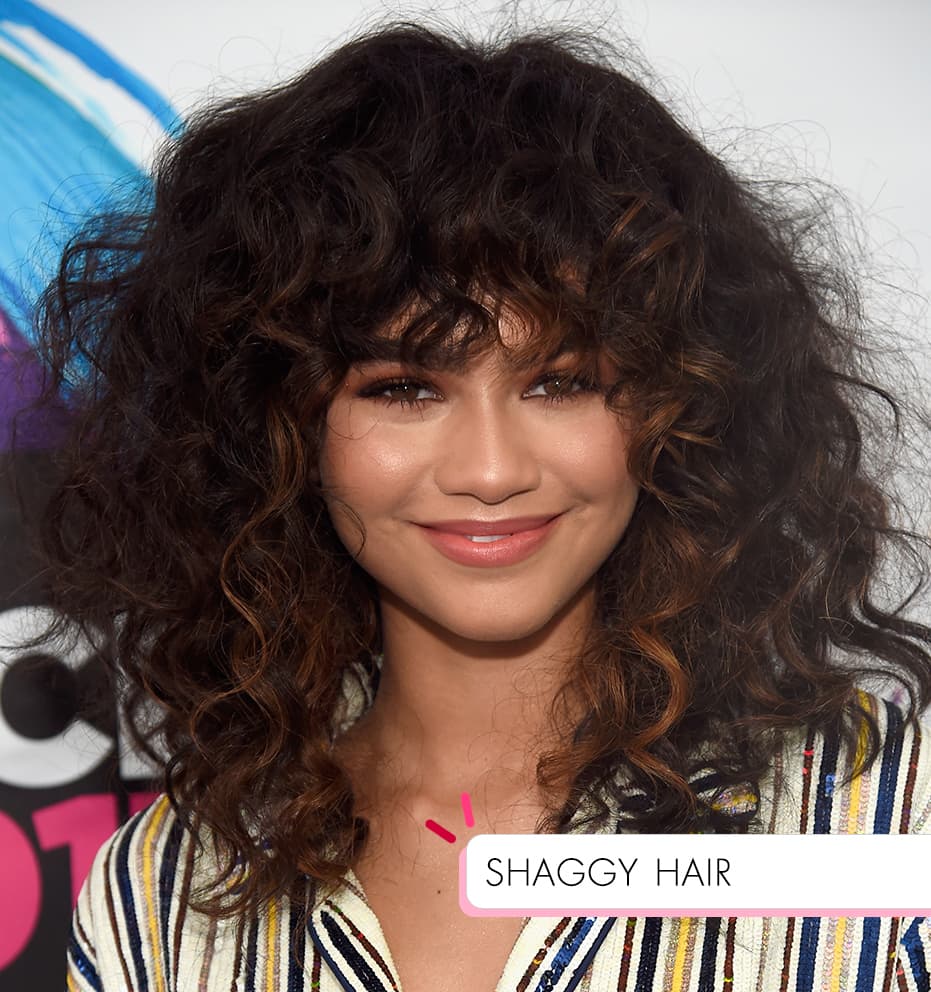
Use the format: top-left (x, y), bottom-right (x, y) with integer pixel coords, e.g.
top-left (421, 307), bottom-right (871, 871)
top-left (379, 580), bottom-right (594, 648)
top-left (446, 617), bottom-right (549, 644)
top-left (427, 600), bottom-right (572, 646)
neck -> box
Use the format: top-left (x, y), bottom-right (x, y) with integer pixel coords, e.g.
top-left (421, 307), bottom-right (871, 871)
top-left (337, 582), bottom-right (593, 821)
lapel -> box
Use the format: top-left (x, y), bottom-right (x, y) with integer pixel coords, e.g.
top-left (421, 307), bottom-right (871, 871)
top-left (307, 867), bottom-right (617, 992)
top-left (308, 869), bottom-right (401, 992)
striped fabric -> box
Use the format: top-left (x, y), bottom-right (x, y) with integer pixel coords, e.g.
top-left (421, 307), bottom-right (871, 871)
top-left (68, 691), bottom-right (931, 991)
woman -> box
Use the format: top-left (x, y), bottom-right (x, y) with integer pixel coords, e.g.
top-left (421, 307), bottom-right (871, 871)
top-left (27, 20), bottom-right (931, 992)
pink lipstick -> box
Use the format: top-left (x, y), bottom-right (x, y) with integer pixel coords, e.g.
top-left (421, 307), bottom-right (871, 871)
top-left (414, 515), bottom-right (562, 567)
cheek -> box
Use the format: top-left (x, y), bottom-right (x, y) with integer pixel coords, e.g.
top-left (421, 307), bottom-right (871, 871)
top-left (551, 416), bottom-right (635, 498)
top-left (318, 421), bottom-right (428, 561)
top-left (318, 435), bottom-right (359, 494)
top-left (318, 399), bottom-right (379, 493)
top-left (318, 401), bottom-right (359, 492)
top-left (318, 415), bottom-right (373, 555)
top-left (319, 431), bottom-right (420, 498)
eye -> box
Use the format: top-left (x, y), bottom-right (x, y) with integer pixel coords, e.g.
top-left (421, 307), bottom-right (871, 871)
top-left (358, 377), bottom-right (439, 407)
top-left (524, 372), bottom-right (597, 403)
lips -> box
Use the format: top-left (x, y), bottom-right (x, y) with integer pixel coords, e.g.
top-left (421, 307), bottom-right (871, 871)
top-left (416, 516), bottom-right (559, 536)
top-left (413, 515), bottom-right (562, 567)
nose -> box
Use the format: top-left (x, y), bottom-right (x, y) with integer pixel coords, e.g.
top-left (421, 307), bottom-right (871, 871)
top-left (433, 397), bottom-right (541, 503)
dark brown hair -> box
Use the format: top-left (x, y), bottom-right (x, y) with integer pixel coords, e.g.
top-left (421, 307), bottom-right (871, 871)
top-left (20, 21), bottom-right (931, 916)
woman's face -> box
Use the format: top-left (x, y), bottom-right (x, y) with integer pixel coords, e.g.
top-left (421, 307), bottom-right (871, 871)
top-left (318, 317), bottom-right (640, 645)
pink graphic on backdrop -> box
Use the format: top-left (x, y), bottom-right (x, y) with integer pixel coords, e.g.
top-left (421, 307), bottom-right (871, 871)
top-left (0, 810), bottom-right (41, 970)
top-left (0, 310), bottom-right (13, 348)
top-left (33, 794), bottom-right (119, 907)
top-left (129, 790), bottom-right (161, 817)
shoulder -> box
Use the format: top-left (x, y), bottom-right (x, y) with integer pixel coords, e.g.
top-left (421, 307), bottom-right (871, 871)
top-left (758, 691), bottom-right (931, 834)
top-left (68, 795), bottom-right (214, 991)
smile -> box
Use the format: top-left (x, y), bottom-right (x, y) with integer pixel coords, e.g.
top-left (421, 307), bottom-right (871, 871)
top-left (414, 515), bottom-right (562, 567)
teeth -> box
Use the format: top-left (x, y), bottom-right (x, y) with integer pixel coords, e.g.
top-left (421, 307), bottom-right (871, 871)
top-left (466, 534), bottom-right (512, 542)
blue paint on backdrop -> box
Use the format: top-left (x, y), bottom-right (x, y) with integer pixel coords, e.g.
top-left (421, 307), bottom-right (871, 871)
top-left (0, 0), bottom-right (177, 444)
top-left (0, 54), bottom-right (142, 329)
top-left (0, 0), bottom-right (180, 134)
top-left (0, 0), bottom-right (178, 335)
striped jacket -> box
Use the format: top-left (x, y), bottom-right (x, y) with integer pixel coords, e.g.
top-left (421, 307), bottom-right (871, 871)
top-left (68, 692), bottom-right (931, 992)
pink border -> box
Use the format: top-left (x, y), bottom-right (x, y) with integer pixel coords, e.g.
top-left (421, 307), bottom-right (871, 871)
top-left (457, 849), bottom-right (929, 918)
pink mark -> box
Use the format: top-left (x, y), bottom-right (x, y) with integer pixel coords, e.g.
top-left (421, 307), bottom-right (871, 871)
top-left (33, 794), bottom-right (118, 908)
top-left (0, 309), bottom-right (13, 348)
top-left (425, 819), bottom-right (456, 843)
top-left (0, 810), bottom-right (41, 969)
top-left (461, 792), bottom-right (475, 828)
top-left (128, 791), bottom-right (161, 817)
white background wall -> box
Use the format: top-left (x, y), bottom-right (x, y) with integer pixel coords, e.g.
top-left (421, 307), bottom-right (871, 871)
top-left (37, 0), bottom-right (930, 308)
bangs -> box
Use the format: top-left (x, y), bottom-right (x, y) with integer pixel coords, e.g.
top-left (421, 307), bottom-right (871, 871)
top-left (267, 34), bottom-right (698, 381)
top-left (340, 268), bottom-right (603, 375)
top-left (224, 24), bottom-right (704, 407)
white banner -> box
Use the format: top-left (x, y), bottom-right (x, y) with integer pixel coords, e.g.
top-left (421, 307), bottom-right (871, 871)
top-left (460, 833), bottom-right (931, 917)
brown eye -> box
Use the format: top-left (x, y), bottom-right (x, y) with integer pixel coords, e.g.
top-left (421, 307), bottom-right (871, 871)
top-left (357, 378), bottom-right (438, 407)
top-left (383, 383), bottom-right (425, 402)
top-left (542, 376), bottom-right (572, 397)
top-left (526, 373), bottom-right (586, 401)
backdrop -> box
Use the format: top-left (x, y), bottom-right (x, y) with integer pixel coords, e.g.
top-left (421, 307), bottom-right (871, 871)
top-left (1, 1), bottom-right (929, 988)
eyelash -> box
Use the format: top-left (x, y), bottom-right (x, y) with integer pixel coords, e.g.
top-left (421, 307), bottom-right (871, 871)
top-left (357, 371), bottom-right (600, 409)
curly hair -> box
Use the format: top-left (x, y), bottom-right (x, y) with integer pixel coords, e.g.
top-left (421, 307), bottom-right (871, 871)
top-left (20, 20), bottom-right (931, 917)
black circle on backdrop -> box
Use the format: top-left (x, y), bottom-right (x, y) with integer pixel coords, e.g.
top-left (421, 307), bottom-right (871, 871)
top-left (1, 652), bottom-right (79, 738)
